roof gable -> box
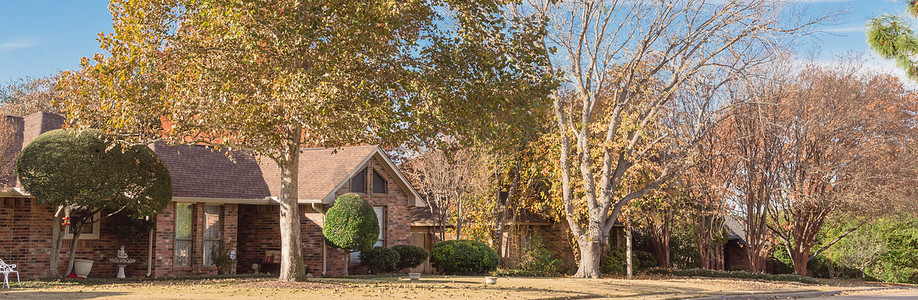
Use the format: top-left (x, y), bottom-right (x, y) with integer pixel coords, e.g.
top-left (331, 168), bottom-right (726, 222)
top-left (320, 147), bottom-right (423, 206)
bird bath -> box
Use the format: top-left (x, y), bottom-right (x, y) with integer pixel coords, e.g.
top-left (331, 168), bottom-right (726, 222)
top-left (109, 246), bottom-right (136, 279)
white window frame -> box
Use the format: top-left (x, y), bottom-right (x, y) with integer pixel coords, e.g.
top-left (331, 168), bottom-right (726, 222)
top-left (374, 206), bottom-right (386, 247)
top-left (174, 203), bottom-right (194, 267)
top-left (202, 205), bottom-right (222, 267)
top-left (63, 208), bottom-right (101, 240)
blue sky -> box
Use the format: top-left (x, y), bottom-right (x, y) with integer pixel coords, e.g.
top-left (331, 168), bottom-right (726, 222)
top-left (0, 0), bottom-right (911, 84)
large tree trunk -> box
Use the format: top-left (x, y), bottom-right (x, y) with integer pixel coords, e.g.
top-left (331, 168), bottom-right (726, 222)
top-left (574, 232), bottom-right (603, 278)
top-left (789, 243), bottom-right (811, 276)
top-left (277, 131), bottom-right (307, 281)
top-left (48, 210), bottom-right (63, 278)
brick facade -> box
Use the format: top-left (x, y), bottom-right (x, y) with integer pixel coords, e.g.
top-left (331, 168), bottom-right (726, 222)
top-left (235, 155), bottom-right (413, 277)
top-left (0, 198), bottom-right (153, 279)
top-left (1, 112), bottom-right (418, 279)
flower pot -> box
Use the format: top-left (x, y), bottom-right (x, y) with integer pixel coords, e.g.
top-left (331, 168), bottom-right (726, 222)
top-left (484, 276), bottom-right (498, 285)
top-left (409, 272), bottom-right (421, 281)
top-left (74, 259), bottom-right (94, 278)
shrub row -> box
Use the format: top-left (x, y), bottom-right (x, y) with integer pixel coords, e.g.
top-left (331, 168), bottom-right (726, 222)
top-left (359, 245), bottom-right (428, 274)
top-left (430, 240), bottom-right (499, 274)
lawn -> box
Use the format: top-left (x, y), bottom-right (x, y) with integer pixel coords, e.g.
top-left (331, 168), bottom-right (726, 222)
top-left (0, 274), bottom-right (882, 300)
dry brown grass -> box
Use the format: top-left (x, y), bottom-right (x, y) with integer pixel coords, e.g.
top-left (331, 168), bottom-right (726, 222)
top-left (0, 274), bottom-right (881, 300)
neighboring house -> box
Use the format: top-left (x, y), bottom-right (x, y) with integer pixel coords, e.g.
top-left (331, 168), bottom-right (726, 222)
top-left (409, 205), bottom-right (621, 274)
top-left (724, 215), bottom-right (751, 271)
top-left (0, 112), bottom-right (423, 279)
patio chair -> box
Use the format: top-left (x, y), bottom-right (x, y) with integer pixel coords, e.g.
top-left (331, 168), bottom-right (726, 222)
top-left (0, 259), bottom-right (20, 289)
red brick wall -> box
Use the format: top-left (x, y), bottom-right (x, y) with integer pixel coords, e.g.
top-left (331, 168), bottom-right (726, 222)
top-left (236, 204), bottom-right (349, 276)
top-left (0, 198), bottom-right (55, 279)
top-left (334, 156), bottom-right (412, 248)
top-left (153, 202), bottom-right (238, 277)
top-left (0, 198), bottom-right (154, 279)
top-left (724, 240), bottom-right (750, 271)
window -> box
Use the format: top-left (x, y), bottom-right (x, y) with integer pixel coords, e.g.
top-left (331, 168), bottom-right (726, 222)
top-left (350, 167), bottom-right (367, 193)
top-left (374, 206), bottom-right (386, 247)
top-left (350, 206), bottom-right (387, 264)
top-left (63, 208), bottom-right (101, 240)
top-left (372, 170), bottom-right (387, 194)
top-left (203, 205), bottom-right (222, 267)
top-left (175, 203), bottom-right (193, 267)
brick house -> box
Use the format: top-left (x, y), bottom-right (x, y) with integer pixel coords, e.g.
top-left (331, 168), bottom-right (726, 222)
top-left (0, 112), bottom-right (423, 279)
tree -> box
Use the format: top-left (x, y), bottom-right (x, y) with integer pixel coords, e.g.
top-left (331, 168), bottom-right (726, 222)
top-left (56, 0), bottom-right (551, 281)
top-left (682, 123), bottom-right (731, 270)
top-left (16, 129), bottom-right (172, 276)
top-left (511, 0), bottom-right (830, 277)
top-left (867, 1), bottom-right (918, 79)
top-left (765, 64), bottom-right (918, 275)
top-left (322, 193), bottom-right (379, 276)
top-left (0, 118), bottom-right (17, 190)
top-left (721, 64), bottom-right (789, 273)
top-left (0, 77), bottom-right (58, 117)
top-left (403, 149), bottom-right (489, 240)
top-left (833, 225), bottom-right (887, 280)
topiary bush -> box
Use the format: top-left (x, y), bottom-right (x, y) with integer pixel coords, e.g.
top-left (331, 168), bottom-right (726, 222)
top-left (430, 240), bottom-right (499, 274)
top-left (359, 246), bottom-right (401, 273)
top-left (322, 193), bottom-right (379, 252)
top-left (393, 245), bottom-right (428, 270)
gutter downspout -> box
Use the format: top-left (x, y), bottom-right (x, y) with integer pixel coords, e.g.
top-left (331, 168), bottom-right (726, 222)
top-left (312, 203), bottom-right (327, 276)
top-left (146, 223), bottom-right (154, 277)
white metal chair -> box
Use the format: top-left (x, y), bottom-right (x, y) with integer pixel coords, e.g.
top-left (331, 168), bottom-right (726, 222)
top-left (0, 259), bottom-right (20, 289)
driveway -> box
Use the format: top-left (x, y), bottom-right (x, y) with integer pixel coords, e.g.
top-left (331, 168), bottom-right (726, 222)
top-left (801, 288), bottom-right (918, 300)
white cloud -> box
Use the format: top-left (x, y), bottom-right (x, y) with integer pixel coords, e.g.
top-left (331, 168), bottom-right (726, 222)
top-left (795, 53), bottom-right (918, 89)
top-left (0, 39), bottom-right (41, 53)
top-left (824, 25), bottom-right (866, 33)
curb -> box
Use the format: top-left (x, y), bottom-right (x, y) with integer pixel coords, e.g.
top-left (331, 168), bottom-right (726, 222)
top-left (690, 287), bottom-right (905, 300)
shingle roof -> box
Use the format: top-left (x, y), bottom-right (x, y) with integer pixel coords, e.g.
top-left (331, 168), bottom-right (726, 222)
top-left (152, 143), bottom-right (272, 199)
top-left (259, 145), bottom-right (378, 201)
top-left (724, 215), bottom-right (747, 244)
top-left (409, 206), bottom-right (446, 226)
top-left (6, 112), bottom-right (420, 206)
top-left (154, 143), bottom-right (388, 202)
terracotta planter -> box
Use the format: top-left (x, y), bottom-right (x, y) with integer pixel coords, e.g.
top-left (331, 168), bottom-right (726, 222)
top-left (73, 259), bottom-right (94, 278)
top-left (484, 276), bottom-right (498, 285)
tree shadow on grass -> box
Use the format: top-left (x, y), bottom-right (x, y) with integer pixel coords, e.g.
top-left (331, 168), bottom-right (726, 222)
top-left (0, 291), bottom-right (128, 300)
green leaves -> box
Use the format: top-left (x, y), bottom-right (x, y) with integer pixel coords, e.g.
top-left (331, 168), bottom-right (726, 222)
top-left (322, 193), bottom-right (379, 252)
top-left (16, 129), bottom-right (173, 217)
top-left (868, 8), bottom-right (918, 79)
top-left (430, 239), bottom-right (499, 274)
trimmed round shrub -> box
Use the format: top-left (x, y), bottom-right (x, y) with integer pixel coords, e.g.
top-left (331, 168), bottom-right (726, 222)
top-left (359, 246), bottom-right (401, 273)
top-left (430, 240), bottom-right (499, 274)
top-left (393, 245), bottom-right (429, 270)
top-left (323, 193), bottom-right (379, 252)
